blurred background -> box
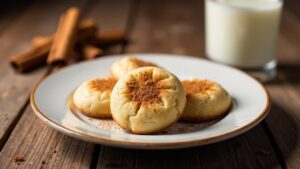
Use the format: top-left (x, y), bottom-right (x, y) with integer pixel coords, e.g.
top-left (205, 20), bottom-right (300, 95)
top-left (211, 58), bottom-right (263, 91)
top-left (0, 0), bottom-right (299, 68)
top-left (0, 0), bottom-right (300, 168)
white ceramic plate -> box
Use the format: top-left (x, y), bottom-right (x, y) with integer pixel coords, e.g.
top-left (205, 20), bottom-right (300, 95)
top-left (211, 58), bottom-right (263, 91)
top-left (31, 54), bottom-right (270, 149)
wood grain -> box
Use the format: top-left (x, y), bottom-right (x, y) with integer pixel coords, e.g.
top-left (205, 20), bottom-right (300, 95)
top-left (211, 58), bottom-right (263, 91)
top-left (0, 0), bottom-right (300, 168)
top-left (276, 11), bottom-right (300, 65)
top-left (0, 106), bottom-right (94, 169)
top-left (83, 0), bottom-right (132, 54)
top-left (97, 0), bottom-right (281, 168)
top-left (284, 0), bottom-right (300, 20)
top-left (0, 1), bottom-right (30, 34)
top-left (0, 0), bottom-right (94, 168)
top-left (97, 128), bottom-right (281, 169)
top-left (127, 0), bottom-right (204, 56)
top-left (0, 0), bottom-right (132, 168)
top-left (0, 0), bottom-right (89, 149)
top-left (264, 8), bottom-right (300, 169)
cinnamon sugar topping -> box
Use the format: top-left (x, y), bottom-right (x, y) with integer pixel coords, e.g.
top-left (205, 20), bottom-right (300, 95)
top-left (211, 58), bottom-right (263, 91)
top-left (14, 156), bottom-right (25, 163)
top-left (90, 78), bottom-right (116, 92)
top-left (127, 73), bottom-right (160, 105)
top-left (182, 80), bottom-right (214, 95)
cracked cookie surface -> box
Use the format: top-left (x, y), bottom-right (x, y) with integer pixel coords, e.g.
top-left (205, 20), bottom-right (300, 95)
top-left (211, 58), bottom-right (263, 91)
top-left (110, 67), bottom-right (186, 134)
top-left (181, 80), bottom-right (231, 122)
top-left (73, 77), bottom-right (116, 118)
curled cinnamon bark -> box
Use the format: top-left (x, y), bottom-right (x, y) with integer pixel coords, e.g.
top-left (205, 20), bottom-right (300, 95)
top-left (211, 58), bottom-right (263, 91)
top-left (82, 44), bottom-right (104, 60)
top-left (10, 19), bottom-right (97, 72)
top-left (47, 7), bottom-right (81, 65)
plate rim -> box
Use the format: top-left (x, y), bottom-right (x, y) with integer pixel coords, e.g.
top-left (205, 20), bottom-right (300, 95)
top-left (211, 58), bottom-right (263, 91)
top-left (30, 53), bottom-right (271, 149)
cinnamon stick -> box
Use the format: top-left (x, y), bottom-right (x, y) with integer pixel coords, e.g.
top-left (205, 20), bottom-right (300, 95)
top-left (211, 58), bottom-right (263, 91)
top-left (10, 19), bottom-right (97, 73)
top-left (77, 19), bottom-right (98, 42)
top-left (9, 42), bottom-right (51, 72)
top-left (33, 29), bottom-right (125, 48)
top-left (82, 44), bottom-right (104, 60)
top-left (88, 30), bottom-right (126, 47)
top-left (47, 7), bottom-right (81, 65)
top-left (32, 36), bottom-right (52, 47)
top-left (32, 19), bottom-right (97, 47)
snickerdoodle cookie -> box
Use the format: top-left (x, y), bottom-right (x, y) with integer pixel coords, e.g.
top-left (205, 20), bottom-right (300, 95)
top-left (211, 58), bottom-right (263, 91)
top-left (111, 56), bottom-right (157, 79)
top-left (110, 67), bottom-right (186, 134)
top-left (73, 77), bottom-right (117, 118)
top-left (181, 79), bottom-right (231, 122)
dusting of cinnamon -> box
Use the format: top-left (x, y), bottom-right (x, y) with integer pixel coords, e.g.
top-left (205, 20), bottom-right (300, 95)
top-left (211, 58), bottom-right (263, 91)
top-left (127, 73), bottom-right (160, 105)
top-left (14, 156), bottom-right (25, 163)
top-left (182, 80), bottom-right (214, 96)
top-left (90, 78), bottom-right (116, 92)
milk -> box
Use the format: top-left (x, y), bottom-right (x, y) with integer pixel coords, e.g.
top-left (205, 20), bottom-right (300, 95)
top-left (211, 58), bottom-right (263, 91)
top-left (205, 0), bottom-right (283, 68)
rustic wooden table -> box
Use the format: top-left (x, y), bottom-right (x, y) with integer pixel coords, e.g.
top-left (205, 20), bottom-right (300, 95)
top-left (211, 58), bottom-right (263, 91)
top-left (0, 0), bottom-right (299, 168)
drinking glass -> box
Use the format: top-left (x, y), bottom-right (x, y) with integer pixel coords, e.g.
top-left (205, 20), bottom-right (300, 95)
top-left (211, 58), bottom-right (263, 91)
top-left (205, 0), bottom-right (283, 82)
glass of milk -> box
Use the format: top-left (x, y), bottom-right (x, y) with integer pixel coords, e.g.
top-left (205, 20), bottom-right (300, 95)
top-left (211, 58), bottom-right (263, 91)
top-left (205, 0), bottom-right (283, 82)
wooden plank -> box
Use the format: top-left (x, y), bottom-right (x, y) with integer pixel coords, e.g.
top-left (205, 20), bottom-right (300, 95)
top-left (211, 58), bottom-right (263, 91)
top-left (0, 0), bottom-right (33, 147)
top-left (83, 0), bottom-right (132, 54)
top-left (97, 147), bottom-right (136, 169)
top-left (284, 0), bottom-right (300, 20)
top-left (0, 0), bottom-right (89, 148)
top-left (0, 106), bottom-right (94, 169)
top-left (265, 85), bottom-right (300, 169)
top-left (264, 9), bottom-right (300, 169)
top-left (0, 0), bottom-right (94, 168)
top-left (276, 10), bottom-right (300, 65)
top-left (196, 126), bottom-right (281, 169)
top-left (84, 0), bottom-right (131, 31)
top-left (0, 0), bottom-right (132, 168)
top-left (97, 0), bottom-right (281, 168)
top-left (98, 126), bottom-right (279, 169)
top-left (98, 130), bottom-right (281, 169)
top-left (97, 131), bottom-right (281, 169)
top-left (127, 0), bottom-right (204, 56)
top-left (0, 0), bottom-right (30, 33)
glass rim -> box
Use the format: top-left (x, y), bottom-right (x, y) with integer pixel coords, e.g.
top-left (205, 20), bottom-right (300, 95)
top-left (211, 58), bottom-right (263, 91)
top-left (206, 0), bottom-right (284, 11)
